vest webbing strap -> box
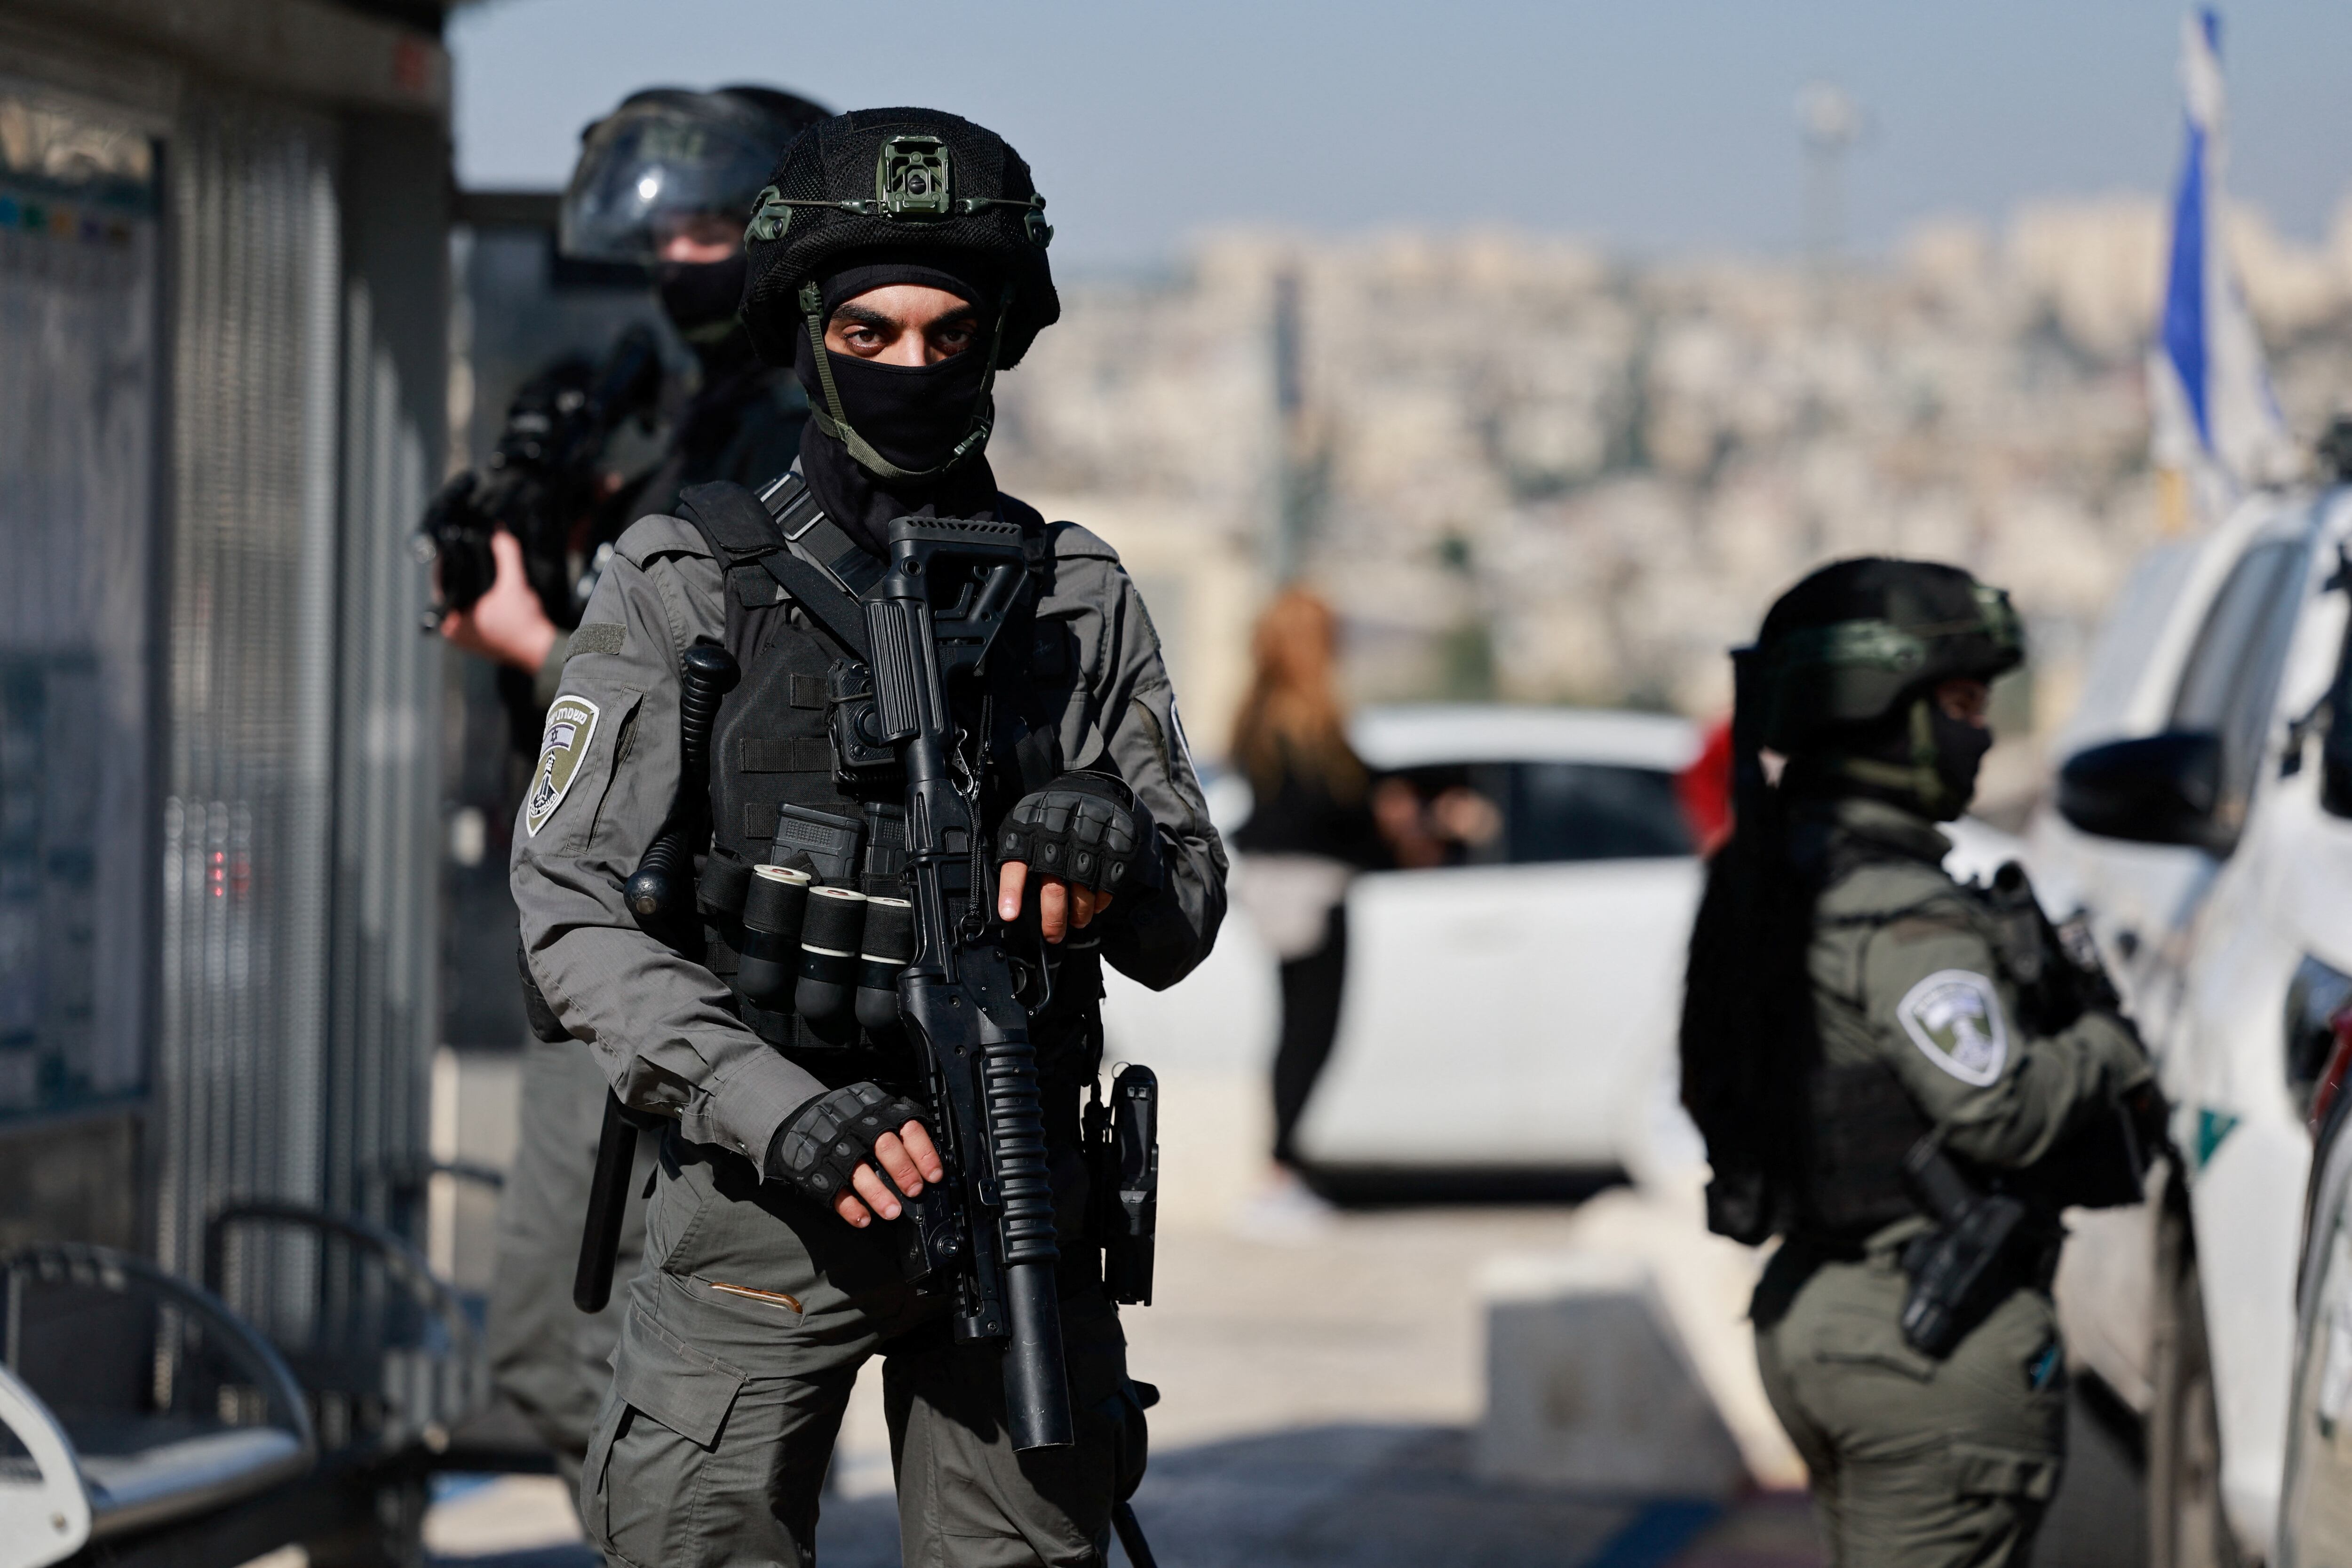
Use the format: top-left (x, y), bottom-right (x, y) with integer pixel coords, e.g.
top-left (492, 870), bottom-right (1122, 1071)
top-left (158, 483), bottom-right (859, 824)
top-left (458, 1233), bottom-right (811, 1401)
top-left (675, 479), bottom-right (871, 664)
top-left (758, 472), bottom-right (876, 589)
top-left (739, 736), bottom-right (836, 773)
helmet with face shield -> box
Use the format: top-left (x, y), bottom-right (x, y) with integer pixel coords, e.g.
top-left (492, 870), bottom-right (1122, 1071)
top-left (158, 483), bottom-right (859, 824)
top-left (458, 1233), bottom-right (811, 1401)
top-left (560, 87), bottom-right (829, 264)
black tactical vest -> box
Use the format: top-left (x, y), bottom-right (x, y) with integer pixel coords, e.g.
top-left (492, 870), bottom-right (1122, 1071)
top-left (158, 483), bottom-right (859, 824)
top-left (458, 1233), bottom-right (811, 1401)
top-left (1793, 829), bottom-right (2145, 1236)
top-left (674, 475), bottom-right (1098, 1077)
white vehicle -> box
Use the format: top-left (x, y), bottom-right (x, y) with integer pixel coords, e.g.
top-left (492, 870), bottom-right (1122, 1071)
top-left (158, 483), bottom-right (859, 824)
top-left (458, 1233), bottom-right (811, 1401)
top-left (1293, 705), bottom-right (1705, 1190)
top-left (2025, 480), bottom-right (2352, 1566)
top-left (1100, 705), bottom-right (1705, 1187)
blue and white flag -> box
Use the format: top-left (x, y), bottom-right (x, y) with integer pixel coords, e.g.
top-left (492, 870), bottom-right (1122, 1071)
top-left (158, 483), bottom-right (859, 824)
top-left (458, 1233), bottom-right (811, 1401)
top-left (2148, 8), bottom-right (2295, 512)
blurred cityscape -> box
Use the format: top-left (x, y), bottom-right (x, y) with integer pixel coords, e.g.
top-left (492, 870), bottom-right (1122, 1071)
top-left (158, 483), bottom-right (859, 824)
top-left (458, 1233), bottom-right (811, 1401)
top-left (993, 197), bottom-right (2352, 806)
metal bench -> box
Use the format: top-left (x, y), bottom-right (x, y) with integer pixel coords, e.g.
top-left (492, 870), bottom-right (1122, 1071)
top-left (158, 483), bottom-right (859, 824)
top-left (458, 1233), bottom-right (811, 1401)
top-left (0, 1245), bottom-right (316, 1568)
top-left (0, 1198), bottom-right (496, 1568)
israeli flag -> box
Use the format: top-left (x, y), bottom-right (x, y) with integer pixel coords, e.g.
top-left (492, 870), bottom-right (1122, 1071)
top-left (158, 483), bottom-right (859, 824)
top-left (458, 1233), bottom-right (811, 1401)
top-left (2148, 8), bottom-right (2294, 507)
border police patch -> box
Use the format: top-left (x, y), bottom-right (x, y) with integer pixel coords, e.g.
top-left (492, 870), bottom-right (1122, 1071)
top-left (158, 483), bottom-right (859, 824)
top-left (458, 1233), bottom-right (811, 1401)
top-left (1895, 969), bottom-right (2009, 1086)
top-left (525, 695), bottom-right (600, 838)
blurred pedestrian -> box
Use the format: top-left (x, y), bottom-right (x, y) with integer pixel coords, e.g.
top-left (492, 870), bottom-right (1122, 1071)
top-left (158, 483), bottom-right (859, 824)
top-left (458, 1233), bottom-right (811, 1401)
top-left (1680, 558), bottom-right (2162, 1567)
top-left (1229, 589), bottom-right (1392, 1231)
top-left (440, 82), bottom-right (830, 1502)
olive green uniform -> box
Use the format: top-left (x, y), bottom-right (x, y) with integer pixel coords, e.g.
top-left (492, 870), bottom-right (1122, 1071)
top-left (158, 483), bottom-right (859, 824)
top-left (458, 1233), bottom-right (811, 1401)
top-left (1751, 798), bottom-right (2150, 1568)
top-left (511, 502), bottom-right (1224, 1567)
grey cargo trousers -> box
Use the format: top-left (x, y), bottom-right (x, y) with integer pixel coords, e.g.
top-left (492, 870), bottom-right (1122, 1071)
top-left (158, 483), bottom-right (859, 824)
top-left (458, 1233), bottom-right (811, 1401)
top-left (1753, 1239), bottom-right (2066, 1568)
top-left (581, 1129), bottom-right (1145, 1568)
top-left (487, 1035), bottom-right (653, 1493)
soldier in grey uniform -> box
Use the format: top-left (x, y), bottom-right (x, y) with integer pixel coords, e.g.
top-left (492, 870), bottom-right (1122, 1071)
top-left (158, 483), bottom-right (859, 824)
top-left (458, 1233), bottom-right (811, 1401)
top-left (1680, 559), bottom-right (2163, 1567)
top-left (449, 84), bottom-right (832, 1497)
top-left (511, 107), bottom-right (1225, 1566)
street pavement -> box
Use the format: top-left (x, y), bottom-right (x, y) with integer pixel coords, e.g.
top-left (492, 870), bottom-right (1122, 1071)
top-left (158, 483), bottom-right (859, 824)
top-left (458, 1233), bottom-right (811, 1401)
top-left (420, 1069), bottom-right (2138, 1566)
top-left (424, 1167), bottom-right (1826, 1566)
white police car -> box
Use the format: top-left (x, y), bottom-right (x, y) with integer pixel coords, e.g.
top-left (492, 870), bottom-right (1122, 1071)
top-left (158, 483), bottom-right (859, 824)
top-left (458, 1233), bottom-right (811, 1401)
top-left (2025, 477), bottom-right (2352, 1567)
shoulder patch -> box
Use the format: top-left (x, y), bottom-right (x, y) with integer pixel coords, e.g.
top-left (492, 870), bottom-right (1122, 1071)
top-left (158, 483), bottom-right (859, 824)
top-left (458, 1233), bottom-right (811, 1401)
top-left (570, 622), bottom-right (625, 657)
top-left (525, 695), bottom-right (601, 838)
top-left (1895, 969), bottom-right (2009, 1086)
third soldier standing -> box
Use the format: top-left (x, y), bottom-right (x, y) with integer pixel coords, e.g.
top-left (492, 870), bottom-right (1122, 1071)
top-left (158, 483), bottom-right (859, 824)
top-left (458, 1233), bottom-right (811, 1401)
top-left (1681, 558), bottom-right (2164, 1566)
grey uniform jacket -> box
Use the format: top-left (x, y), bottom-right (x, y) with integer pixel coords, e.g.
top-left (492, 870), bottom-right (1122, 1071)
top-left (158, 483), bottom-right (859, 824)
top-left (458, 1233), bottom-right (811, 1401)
top-left (1808, 798), bottom-right (2152, 1176)
top-left (511, 503), bottom-right (1227, 1170)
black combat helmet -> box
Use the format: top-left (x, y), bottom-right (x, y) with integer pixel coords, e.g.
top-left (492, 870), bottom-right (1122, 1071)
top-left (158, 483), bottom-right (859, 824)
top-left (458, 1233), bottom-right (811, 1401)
top-left (739, 108), bottom-right (1057, 365)
top-left (734, 110), bottom-right (1056, 483)
top-left (560, 86), bottom-right (831, 264)
top-left (1747, 557), bottom-right (2023, 755)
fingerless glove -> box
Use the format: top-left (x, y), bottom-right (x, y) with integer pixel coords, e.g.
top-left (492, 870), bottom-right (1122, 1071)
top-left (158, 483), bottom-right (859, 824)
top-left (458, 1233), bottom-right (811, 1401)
top-left (996, 772), bottom-right (1160, 894)
top-left (763, 1082), bottom-right (930, 1206)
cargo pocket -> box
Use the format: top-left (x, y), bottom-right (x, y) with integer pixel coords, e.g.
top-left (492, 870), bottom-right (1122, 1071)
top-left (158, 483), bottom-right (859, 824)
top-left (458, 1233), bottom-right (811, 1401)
top-left (613, 1307), bottom-right (748, 1449)
top-left (1953, 1441), bottom-right (2061, 1503)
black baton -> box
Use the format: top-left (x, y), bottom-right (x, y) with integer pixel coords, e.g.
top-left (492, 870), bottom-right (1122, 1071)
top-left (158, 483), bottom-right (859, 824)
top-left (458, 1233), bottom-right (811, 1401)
top-left (573, 1089), bottom-right (639, 1312)
top-left (1111, 1501), bottom-right (1159, 1568)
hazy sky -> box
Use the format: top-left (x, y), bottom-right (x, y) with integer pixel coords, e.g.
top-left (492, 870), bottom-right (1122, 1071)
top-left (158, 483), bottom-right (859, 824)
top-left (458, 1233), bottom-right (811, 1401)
top-left (450, 0), bottom-right (2352, 271)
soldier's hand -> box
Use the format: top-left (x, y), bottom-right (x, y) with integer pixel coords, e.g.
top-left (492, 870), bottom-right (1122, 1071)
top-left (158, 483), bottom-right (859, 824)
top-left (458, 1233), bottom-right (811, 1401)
top-left (993, 773), bottom-right (1159, 942)
top-left (438, 531), bottom-right (558, 673)
top-left (996, 860), bottom-right (1112, 944)
top-left (764, 1084), bottom-right (942, 1227)
top-left (835, 1120), bottom-right (946, 1228)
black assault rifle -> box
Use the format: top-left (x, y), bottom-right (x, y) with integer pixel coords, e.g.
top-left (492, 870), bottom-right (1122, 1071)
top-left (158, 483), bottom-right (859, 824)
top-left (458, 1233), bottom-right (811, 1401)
top-left (866, 514), bottom-right (1074, 1451)
top-left (418, 323), bottom-right (664, 630)
top-left (570, 499), bottom-right (1079, 1448)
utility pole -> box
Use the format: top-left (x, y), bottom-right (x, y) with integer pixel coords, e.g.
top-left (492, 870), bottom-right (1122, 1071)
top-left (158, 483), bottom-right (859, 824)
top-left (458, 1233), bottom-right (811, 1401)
top-left (1271, 265), bottom-right (1311, 583)
top-left (1796, 81), bottom-right (1860, 275)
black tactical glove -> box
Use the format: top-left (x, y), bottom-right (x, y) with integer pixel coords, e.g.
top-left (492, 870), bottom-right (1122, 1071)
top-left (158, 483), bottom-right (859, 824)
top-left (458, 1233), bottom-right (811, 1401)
top-left (996, 772), bottom-right (1160, 894)
top-left (763, 1082), bottom-right (931, 1207)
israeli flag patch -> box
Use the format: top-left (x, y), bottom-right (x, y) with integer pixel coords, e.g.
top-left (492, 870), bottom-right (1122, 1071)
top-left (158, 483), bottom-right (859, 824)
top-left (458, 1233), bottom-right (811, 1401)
top-left (525, 695), bottom-right (600, 838)
top-left (1895, 969), bottom-right (2009, 1087)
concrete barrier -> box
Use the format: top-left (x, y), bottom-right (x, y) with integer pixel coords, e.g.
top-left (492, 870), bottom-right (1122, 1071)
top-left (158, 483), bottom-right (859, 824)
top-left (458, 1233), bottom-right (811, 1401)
top-left (1476, 1251), bottom-right (1748, 1498)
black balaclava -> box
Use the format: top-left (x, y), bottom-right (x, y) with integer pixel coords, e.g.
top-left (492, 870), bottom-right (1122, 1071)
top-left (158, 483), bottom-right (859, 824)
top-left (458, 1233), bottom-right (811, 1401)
top-left (657, 250), bottom-right (772, 486)
top-left (657, 252), bottom-right (752, 348)
top-left (1928, 700), bottom-right (1994, 812)
top-left (1785, 694), bottom-right (1991, 823)
top-left (795, 256), bottom-right (1005, 555)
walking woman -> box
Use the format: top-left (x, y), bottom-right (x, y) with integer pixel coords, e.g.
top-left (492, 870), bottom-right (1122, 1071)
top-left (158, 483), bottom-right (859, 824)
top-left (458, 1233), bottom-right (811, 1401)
top-left (1680, 558), bottom-right (2159, 1566)
top-left (1227, 590), bottom-right (1398, 1229)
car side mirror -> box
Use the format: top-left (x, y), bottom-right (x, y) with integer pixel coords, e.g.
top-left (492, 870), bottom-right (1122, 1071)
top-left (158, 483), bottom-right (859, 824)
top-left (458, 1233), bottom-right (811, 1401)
top-left (2056, 730), bottom-right (2233, 853)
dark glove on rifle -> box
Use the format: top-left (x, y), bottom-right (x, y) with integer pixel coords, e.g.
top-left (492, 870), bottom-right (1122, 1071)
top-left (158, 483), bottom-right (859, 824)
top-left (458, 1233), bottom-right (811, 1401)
top-left (764, 1082), bottom-right (931, 1206)
top-left (997, 772), bottom-right (1161, 895)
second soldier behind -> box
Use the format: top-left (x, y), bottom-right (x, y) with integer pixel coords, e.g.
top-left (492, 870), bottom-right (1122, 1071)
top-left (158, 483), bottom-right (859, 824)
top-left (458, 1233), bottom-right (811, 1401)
top-left (1680, 559), bottom-right (2163, 1567)
top-left (442, 83), bottom-right (832, 1497)
top-left (512, 107), bottom-right (1226, 1564)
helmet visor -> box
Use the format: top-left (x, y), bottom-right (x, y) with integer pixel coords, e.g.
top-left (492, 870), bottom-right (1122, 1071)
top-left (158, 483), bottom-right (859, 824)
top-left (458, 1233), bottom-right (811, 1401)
top-left (560, 104), bottom-right (776, 262)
